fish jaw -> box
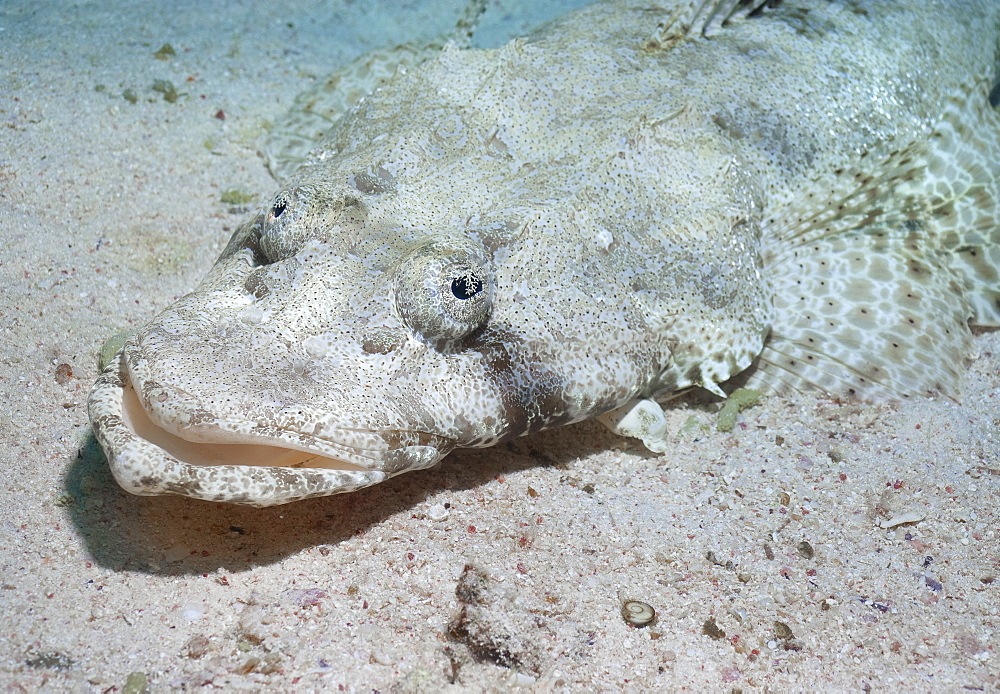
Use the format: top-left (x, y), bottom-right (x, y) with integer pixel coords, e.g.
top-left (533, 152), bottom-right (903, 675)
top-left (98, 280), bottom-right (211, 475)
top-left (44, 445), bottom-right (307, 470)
top-left (87, 351), bottom-right (456, 506)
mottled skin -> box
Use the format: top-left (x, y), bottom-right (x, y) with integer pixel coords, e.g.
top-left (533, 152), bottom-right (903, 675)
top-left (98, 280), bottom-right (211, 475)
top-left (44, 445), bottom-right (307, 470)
top-left (89, 0), bottom-right (1000, 505)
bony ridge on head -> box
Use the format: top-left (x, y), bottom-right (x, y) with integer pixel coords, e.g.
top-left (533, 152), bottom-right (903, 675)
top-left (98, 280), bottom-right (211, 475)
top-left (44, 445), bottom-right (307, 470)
top-left (260, 182), bottom-right (365, 263)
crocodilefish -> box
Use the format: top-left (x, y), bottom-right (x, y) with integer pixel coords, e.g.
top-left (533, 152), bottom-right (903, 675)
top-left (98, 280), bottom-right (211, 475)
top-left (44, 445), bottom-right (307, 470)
top-left (89, 0), bottom-right (1000, 505)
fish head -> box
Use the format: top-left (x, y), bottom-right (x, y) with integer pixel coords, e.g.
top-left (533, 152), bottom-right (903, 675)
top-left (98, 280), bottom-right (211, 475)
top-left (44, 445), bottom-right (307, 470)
top-left (88, 163), bottom-right (681, 506)
top-left (88, 45), bottom-right (773, 506)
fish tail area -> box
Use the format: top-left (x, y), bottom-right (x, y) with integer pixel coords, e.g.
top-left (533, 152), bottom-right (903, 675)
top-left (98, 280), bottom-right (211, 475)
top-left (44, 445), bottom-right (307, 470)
top-left (747, 81), bottom-right (1000, 400)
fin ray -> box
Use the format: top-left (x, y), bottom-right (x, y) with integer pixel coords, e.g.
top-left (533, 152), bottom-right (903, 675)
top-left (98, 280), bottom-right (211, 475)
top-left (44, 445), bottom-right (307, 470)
top-left (648, 0), bottom-right (786, 44)
top-left (753, 81), bottom-right (1000, 399)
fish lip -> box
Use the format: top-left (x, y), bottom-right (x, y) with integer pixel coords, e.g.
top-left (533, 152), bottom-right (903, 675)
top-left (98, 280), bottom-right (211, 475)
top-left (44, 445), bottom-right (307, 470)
top-left (87, 352), bottom-right (456, 506)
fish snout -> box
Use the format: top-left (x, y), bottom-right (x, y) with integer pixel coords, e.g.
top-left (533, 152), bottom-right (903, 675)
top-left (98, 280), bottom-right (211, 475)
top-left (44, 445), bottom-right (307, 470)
top-left (87, 346), bottom-right (457, 505)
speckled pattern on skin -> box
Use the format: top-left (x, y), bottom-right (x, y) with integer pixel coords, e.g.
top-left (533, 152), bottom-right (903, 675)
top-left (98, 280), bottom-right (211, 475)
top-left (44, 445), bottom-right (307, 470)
top-left (88, 0), bottom-right (1000, 505)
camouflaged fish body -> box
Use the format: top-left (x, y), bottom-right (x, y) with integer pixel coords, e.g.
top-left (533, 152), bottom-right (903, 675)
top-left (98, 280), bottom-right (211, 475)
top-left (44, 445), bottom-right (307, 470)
top-left (89, 0), bottom-right (1000, 505)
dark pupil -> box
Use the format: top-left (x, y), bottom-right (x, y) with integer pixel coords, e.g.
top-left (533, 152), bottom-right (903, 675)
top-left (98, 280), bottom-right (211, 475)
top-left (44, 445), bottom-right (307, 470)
top-left (451, 274), bottom-right (483, 300)
top-left (272, 200), bottom-right (287, 218)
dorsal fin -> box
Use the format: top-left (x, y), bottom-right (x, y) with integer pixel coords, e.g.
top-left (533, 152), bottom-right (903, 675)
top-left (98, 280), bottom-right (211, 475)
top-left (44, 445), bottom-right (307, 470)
top-left (648, 0), bottom-right (785, 45)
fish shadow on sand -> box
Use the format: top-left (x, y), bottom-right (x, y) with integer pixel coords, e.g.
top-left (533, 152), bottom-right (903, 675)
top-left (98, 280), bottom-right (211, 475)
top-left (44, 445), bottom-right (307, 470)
top-left (62, 422), bottom-right (622, 576)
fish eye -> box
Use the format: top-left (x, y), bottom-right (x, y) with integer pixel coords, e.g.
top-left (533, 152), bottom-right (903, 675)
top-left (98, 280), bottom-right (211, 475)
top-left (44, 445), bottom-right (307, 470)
top-left (451, 273), bottom-right (483, 300)
top-left (268, 191), bottom-right (292, 221)
top-left (393, 239), bottom-right (494, 344)
top-left (259, 184), bottom-right (365, 264)
top-left (259, 190), bottom-right (299, 263)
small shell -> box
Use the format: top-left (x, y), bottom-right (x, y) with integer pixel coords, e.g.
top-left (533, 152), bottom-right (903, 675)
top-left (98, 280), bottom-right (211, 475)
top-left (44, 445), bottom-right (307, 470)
top-left (621, 600), bottom-right (656, 627)
top-left (878, 511), bottom-right (925, 529)
top-left (796, 540), bottom-right (815, 559)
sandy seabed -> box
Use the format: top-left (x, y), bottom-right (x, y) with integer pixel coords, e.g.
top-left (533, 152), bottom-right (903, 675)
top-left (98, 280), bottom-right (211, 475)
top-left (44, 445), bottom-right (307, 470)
top-left (1, 0), bottom-right (997, 690)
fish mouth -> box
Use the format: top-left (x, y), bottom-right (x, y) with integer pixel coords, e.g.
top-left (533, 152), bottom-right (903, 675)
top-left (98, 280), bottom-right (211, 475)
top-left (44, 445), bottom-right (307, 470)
top-left (88, 352), bottom-right (456, 506)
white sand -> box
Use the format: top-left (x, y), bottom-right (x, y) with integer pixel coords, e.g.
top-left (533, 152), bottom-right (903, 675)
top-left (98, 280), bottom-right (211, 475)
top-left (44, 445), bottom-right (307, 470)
top-left (1, 0), bottom-right (997, 690)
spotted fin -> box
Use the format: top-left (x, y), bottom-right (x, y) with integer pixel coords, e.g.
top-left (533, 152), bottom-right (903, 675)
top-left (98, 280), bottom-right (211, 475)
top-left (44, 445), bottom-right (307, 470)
top-left (748, 83), bottom-right (1000, 399)
top-left (934, 86), bottom-right (1000, 328)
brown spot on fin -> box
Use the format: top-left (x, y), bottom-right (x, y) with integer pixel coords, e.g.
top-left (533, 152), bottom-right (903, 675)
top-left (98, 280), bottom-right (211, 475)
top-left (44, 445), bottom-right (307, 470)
top-left (750, 84), bottom-right (1000, 399)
